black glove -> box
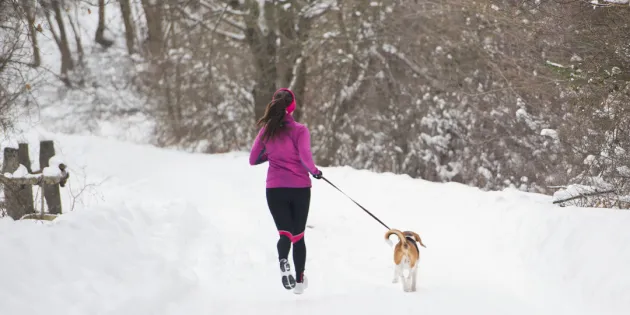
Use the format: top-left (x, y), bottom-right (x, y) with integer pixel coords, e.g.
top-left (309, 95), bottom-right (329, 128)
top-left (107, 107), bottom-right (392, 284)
top-left (313, 170), bottom-right (323, 179)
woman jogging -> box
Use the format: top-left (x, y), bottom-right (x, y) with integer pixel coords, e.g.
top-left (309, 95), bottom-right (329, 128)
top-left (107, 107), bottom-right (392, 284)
top-left (249, 88), bottom-right (322, 295)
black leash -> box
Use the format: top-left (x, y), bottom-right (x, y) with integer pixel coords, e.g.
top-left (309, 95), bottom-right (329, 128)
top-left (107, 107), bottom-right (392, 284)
top-left (321, 176), bottom-right (391, 230)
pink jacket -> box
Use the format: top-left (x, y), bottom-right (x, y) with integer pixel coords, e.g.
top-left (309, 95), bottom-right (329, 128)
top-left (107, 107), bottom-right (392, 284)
top-left (249, 114), bottom-right (320, 188)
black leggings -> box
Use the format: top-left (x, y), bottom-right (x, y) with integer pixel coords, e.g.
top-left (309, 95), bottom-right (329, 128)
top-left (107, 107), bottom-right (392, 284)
top-left (266, 187), bottom-right (311, 283)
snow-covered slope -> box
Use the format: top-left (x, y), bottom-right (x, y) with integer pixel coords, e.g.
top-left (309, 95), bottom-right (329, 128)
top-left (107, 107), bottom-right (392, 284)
top-left (1, 130), bottom-right (629, 315)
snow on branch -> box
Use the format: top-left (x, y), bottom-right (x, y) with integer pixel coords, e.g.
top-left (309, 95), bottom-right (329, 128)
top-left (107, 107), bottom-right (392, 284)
top-left (553, 184), bottom-right (616, 206)
top-left (289, 57), bottom-right (304, 91)
top-left (545, 60), bottom-right (566, 68)
top-left (300, 0), bottom-right (337, 19)
top-left (339, 58), bottom-right (368, 104)
top-left (215, 14), bottom-right (247, 31)
top-left (215, 28), bottom-right (246, 41)
top-left (589, 0), bottom-right (630, 6)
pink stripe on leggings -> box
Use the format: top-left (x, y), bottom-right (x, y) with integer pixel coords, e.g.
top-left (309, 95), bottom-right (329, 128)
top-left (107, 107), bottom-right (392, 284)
top-left (278, 230), bottom-right (292, 239)
top-left (291, 232), bottom-right (304, 243)
top-left (278, 230), bottom-right (305, 243)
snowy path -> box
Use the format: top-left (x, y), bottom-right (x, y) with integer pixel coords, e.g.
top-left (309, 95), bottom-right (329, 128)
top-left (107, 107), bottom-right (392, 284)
top-left (1, 133), bottom-right (629, 315)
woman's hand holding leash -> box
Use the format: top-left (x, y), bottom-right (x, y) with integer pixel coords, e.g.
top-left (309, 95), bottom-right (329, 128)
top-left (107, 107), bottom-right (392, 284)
top-left (312, 170), bottom-right (323, 179)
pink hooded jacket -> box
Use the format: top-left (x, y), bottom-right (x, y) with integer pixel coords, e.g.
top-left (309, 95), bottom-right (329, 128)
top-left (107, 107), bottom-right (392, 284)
top-left (249, 113), bottom-right (320, 188)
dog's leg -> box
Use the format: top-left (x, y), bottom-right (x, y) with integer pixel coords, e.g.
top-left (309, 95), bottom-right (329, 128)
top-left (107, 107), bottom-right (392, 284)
top-left (401, 262), bottom-right (411, 292)
top-left (404, 262), bottom-right (416, 292)
top-left (410, 263), bottom-right (418, 292)
top-left (392, 263), bottom-right (401, 283)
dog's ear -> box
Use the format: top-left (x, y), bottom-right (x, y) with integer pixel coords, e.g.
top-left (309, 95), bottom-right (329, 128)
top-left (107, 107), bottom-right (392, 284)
top-left (402, 231), bottom-right (416, 240)
top-left (405, 231), bottom-right (426, 248)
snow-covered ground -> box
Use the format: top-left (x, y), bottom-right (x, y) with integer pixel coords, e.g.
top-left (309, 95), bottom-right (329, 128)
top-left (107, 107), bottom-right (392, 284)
top-left (1, 129), bottom-right (629, 315)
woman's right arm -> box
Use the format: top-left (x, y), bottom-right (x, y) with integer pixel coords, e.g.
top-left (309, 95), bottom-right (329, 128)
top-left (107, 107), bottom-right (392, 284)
top-left (296, 126), bottom-right (321, 176)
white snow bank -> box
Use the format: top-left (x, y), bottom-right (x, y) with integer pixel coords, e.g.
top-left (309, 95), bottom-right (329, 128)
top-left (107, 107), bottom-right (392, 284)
top-left (0, 132), bottom-right (628, 315)
top-left (0, 200), bottom-right (205, 314)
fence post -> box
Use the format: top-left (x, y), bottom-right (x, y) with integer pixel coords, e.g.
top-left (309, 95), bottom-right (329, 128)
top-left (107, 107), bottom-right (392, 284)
top-left (2, 147), bottom-right (34, 220)
top-left (39, 140), bottom-right (62, 214)
top-left (17, 143), bottom-right (35, 215)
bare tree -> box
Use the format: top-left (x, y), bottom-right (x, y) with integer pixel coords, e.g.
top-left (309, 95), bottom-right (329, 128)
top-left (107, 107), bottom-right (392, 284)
top-left (65, 1), bottom-right (85, 68)
top-left (19, 0), bottom-right (41, 67)
top-left (118, 0), bottom-right (136, 54)
top-left (140, 0), bottom-right (164, 57)
top-left (40, 0), bottom-right (75, 86)
top-left (95, 0), bottom-right (114, 48)
top-left (0, 0), bottom-right (39, 132)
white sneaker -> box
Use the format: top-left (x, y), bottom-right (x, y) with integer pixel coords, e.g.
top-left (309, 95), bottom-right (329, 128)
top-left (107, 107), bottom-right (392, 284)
top-left (279, 259), bottom-right (296, 290)
top-left (293, 274), bottom-right (308, 295)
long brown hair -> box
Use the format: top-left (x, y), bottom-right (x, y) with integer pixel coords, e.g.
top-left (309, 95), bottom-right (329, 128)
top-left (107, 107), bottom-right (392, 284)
top-left (256, 90), bottom-right (293, 141)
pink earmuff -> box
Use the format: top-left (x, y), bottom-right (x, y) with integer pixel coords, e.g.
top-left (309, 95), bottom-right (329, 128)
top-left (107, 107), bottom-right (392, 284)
top-left (274, 88), bottom-right (296, 114)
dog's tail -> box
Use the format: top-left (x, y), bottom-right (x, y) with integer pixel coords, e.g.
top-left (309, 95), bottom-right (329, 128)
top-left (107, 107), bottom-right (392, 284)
top-left (384, 229), bottom-right (408, 249)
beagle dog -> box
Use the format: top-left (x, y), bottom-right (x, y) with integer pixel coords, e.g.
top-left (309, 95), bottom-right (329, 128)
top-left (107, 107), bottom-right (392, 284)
top-left (385, 229), bottom-right (426, 292)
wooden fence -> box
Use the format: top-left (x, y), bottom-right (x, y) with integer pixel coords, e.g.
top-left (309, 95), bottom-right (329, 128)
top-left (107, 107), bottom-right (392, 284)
top-left (0, 140), bottom-right (70, 220)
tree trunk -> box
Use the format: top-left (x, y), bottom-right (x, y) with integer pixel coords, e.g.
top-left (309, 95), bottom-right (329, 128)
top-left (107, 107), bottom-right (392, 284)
top-left (140, 0), bottom-right (164, 57)
top-left (44, 0), bottom-right (74, 86)
top-left (51, 0), bottom-right (74, 74)
top-left (118, 0), bottom-right (136, 54)
top-left (245, 0), bottom-right (278, 124)
top-left (21, 0), bottom-right (41, 67)
top-left (95, 0), bottom-right (114, 48)
top-left (276, 4), bottom-right (311, 122)
top-left (66, 8), bottom-right (85, 68)
top-left (39, 140), bottom-right (62, 215)
top-left (291, 58), bottom-right (307, 122)
top-left (251, 39), bottom-right (277, 122)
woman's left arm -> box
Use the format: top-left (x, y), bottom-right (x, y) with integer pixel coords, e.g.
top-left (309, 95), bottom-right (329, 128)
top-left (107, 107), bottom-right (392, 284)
top-left (249, 128), bottom-right (268, 165)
